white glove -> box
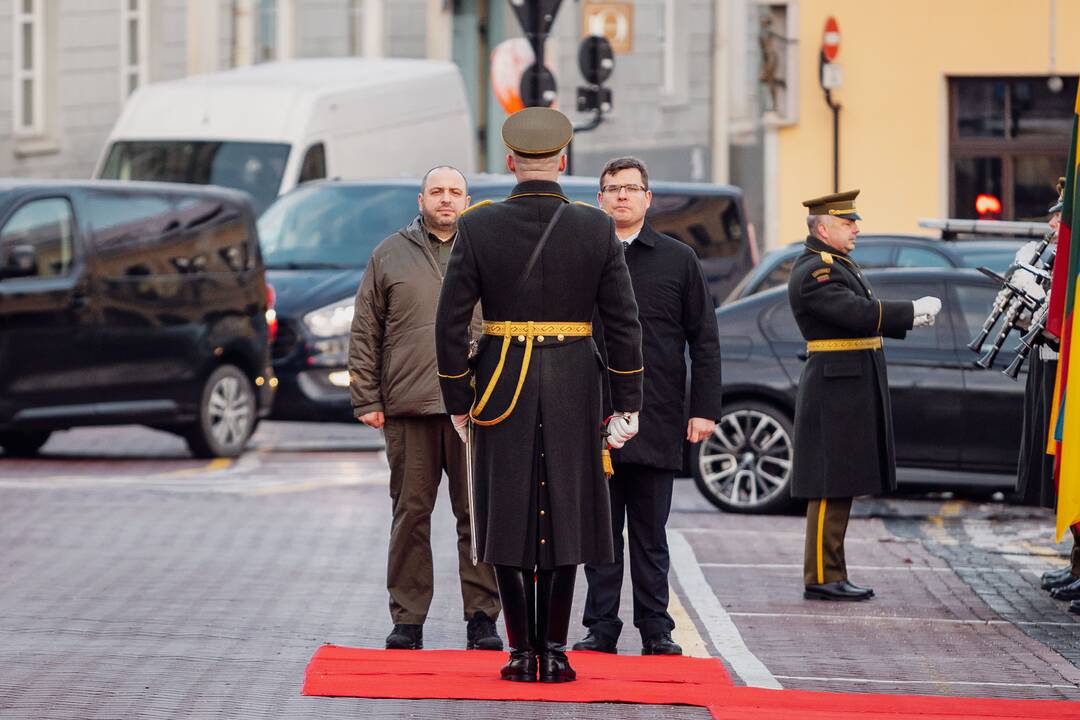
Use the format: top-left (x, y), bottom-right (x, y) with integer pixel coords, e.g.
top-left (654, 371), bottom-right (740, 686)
top-left (913, 314), bottom-right (935, 328)
top-left (451, 414), bottom-right (469, 443)
top-left (606, 412), bottom-right (640, 449)
top-left (912, 296), bottom-right (942, 318)
top-left (1012, 270), bottom-right (1046, 301)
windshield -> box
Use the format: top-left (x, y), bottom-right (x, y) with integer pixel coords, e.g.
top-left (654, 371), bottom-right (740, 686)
top-left (100, 140), bottom-right (290, 215)
top-left (258, 184), bottom-right (419, 268)
top-left (951, 242), bottom-right (1024, 275)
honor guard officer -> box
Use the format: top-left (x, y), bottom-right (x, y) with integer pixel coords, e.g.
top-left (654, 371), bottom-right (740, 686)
top-left (435, 107), bottom-right (644, 682)
top-left (789, 190), bottom-right (941, 601)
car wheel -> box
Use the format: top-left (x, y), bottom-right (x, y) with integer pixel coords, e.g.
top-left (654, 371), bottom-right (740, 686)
top-left (0, 430), bottom-right (52, 457)
top-left (691, 401), bottom-right (797, 514)
top-left (184, 365), bottom-right (256, 458)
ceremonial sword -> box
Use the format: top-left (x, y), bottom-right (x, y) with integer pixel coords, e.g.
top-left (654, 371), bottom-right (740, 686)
top-left (466, 418), bottom-right (478, 566)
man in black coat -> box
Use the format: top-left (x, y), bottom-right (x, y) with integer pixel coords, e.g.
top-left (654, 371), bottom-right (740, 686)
top-left (573, 157), bottom-right (723, 656)
top-left (435, 108), bottom-right (643, 683)
top-left (788, 190), bottom-right (941, 601)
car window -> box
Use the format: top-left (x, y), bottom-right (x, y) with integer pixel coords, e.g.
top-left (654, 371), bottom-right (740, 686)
top-left (87, 192), bottom-right (175, 256)
top-left (298, 143), bottom-right (327, 185)
top-left (895, 246), bottom-right (952, 269)
top-left (951, 246), bottom-right (1024, 275)
top-left (754, 257), bottom-right (796, 295)
top-left (0, 197), bottom-right (75, 280)
top-left (761, 298), bottom-right (802, 343)
top-left (873, 280), bottom-right (944, 349)
top-left (953, 282), bottom-right (1006, 346)
top-left (849, 244), bottom-right (894, 267)
top-left (647, 193), bottom-right (743, 260)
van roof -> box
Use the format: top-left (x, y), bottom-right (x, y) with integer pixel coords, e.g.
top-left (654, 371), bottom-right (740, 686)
top-left (301, 174), bottom-right (744, 196)
top-left (107, 58), bottom-right (467, 143)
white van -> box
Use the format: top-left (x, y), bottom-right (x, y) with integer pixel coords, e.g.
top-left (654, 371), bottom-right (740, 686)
top-left (95, 58), bottom-right (475, 214)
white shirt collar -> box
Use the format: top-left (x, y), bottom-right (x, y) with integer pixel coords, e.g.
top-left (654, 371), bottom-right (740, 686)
top-left (619, 230), bottom-right (640, 246)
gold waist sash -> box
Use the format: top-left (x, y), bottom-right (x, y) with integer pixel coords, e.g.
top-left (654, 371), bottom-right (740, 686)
top-left (472, 321), bottom-right (593, 426)
top-left (806, 337), bottom-right (882, 353)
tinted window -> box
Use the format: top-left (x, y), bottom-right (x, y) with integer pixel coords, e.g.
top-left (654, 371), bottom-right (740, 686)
top-left (951, 244), bottom-right (1023, 275)
top-left (753, 257), bottom-right (796, 295)
top-left (875, 281), bottom-right (942, 348)
top-left (87, 193), bottom-right (175, 255)
top-left (647, 193), bottom-right (743, 260)
top-left (100, 140), bottom-right (290, 215)
top-left (0, 198), bottom-right (75, 280)
top-left (849, 244), bottom-right (893, 267)
top-left (259, 184), bottom-right (417, 268)
top-left (954, 282), bottom-right (1006, 345)
top-left (298, 143), bottom-right (327, 185)
top-left (175, 196), bottom-right (253, 273)
top-left (895, 246), bottom-right (952, 269)
top-left (761, 299), bottom-right (801, 343)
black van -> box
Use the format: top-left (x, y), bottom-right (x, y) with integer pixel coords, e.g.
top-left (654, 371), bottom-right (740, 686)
top-left (0, 180), bottom-right (275, 457)
top-left (258, 175), bottom-right (755, 422)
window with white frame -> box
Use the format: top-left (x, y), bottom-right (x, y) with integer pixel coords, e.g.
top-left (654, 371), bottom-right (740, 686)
top-left (256, 0), bottom-right (278, 62)
top-left (659, 0), bottom-right (687, 100)
top-left (348, 0), bottom-right (364, 56)
top-left (121, 0), bottom-right (150, 97)
top-left (13, 0), bottom-right (46, 136)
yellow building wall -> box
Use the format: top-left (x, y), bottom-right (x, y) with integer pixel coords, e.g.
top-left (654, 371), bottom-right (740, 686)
top-left (775, 0), bottom-right (1080, 247)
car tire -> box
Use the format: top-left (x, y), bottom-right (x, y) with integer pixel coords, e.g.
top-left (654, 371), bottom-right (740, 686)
top-left (0, 430), bottom-right (52, 457)
top-left (183, 364), bottom-right (256, 459)
top-left (691, 400), bottom-right (798, 514)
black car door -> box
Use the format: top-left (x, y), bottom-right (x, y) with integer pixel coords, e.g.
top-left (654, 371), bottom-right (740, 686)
top-left (0, 194), bottom-right (97, 419)
top-left (951, 279), bottom-right (1026, 472)
top-left (872, 278), bottom-right (965, 469)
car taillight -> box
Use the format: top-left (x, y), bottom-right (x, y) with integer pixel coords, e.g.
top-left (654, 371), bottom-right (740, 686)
top-left (265, 282), bottom-right (278, 343)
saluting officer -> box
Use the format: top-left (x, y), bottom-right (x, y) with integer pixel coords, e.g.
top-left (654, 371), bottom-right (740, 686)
top-left (435, 107), bottom-right (644, 683)
top-left (788, 190), bottom-right (941, 601)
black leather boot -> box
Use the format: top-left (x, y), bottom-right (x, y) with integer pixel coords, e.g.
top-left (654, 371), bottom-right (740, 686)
top-left (537, 565), bottom-right (577, 683)
top-left (494, 565), bottom-right (537, 682)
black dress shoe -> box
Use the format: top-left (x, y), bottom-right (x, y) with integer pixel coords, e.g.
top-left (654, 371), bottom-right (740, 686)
top-left (804, 581), bottom-right (873, 601)
top-left (385, 623), bottom-right (423, 649)
top-left (1069, 600), bottom-right (1080, 615)
top-left (466, 611), bottom-right (504, 650)
top-left (641, 632), bottom-right (682, 656)
top-left (538, 648), bottom-right (576, 683)
top-left (1043, 570), bottom-right (1078, 591)
top-left (571, 631), bottom-right (618, 654)
top-left (840, 580), bottom-right (875, 597)
top-left (500, 650), bottom-right (537, 682)
top-left (1051, 578), bottom-right (1080, 601)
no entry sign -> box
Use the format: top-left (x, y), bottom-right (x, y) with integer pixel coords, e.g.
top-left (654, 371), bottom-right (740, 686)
top-left (822, 17), bottom-right (840, 62)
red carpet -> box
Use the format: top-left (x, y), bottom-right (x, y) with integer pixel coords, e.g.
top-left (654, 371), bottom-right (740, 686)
top-left (302, 645), bottom-right (1080, 719)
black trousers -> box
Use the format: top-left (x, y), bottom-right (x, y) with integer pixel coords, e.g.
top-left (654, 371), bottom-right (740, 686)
top-left (582, 462), bottom-right (675, 641)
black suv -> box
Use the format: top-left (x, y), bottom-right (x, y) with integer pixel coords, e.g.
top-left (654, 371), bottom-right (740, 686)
top-left (260, 176), bottom-right (756, 422)
top-left (0, 180), bottom-right (275, 457)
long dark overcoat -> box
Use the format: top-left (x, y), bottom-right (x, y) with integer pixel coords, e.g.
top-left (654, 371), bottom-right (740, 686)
top-left (435, 179), bottom-right (643, 568)
top-left (787, 235), bottom-right (914, 499)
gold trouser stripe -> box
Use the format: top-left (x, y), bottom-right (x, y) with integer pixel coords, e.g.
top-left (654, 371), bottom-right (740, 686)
top-left (481, 321), bottom-right (592, 337)
top-left (816, 499), bottom-right (827, 585)
top-left (806, 337), bottom-right (882, 353)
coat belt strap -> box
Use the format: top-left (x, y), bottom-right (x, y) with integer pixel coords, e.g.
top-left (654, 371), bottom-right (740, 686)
top-left (806, 337), bottom-right (882, 353)
top-left (481, 320), bottom-right (592, 339)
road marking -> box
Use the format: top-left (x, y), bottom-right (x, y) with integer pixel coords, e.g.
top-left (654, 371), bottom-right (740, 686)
top-left (674, 528), bottom-right (899, 543)
top-left (159, 458), bottom-right (234, 476)
top-left (667, 582), bottom-right (710, 658)
top-left (668, 529), bottom-right (781, 689)
top-left (698, 562), bottom-right (1028, 574)
top-left (727, 611), bottom-right (1080, 627)
top-left (774, 675), bottom-right (1079, 690)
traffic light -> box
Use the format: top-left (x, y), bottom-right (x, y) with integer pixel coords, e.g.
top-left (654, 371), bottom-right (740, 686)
top-left (576, 35), bottom-right (615, 113)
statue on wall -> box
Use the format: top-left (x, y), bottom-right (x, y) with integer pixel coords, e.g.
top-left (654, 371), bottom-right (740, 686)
top-left (758, 14), bottom-right (787, 114)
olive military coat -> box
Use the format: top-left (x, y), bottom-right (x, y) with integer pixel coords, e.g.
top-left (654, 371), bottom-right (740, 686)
top-left (435, 180), bottom-right (643, 568)
top-left (787, 236), bottom-right (914, 499)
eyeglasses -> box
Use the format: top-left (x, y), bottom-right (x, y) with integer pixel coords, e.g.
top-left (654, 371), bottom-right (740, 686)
top-left (601, 184), bottom-right (648, 195)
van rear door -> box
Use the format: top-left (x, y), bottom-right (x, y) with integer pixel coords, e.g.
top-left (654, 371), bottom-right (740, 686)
top-left (0, 193), bottom-right (97, 423)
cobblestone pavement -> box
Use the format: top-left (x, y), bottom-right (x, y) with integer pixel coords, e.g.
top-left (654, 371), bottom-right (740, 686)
top-left (1, 423), bottom-right (1078, 718)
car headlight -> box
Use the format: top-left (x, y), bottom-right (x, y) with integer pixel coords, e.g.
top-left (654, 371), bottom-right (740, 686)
top-left (303, 298), bottom-right (355, 338)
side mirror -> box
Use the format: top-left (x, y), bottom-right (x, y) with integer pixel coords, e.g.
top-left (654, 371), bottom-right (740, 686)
top-left (1, 244), bottom-right (38, 279)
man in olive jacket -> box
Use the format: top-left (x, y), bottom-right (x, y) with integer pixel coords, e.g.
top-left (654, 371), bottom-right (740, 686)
top-left (789, 190), bottom-right (941, 602)
top-left (349, 166), bottom-right (501, 651)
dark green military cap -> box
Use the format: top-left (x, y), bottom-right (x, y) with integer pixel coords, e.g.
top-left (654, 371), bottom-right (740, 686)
top-left (502, 107), bottom-right (573, 158)
top-left (802, 189), bottom-right (862, 221)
